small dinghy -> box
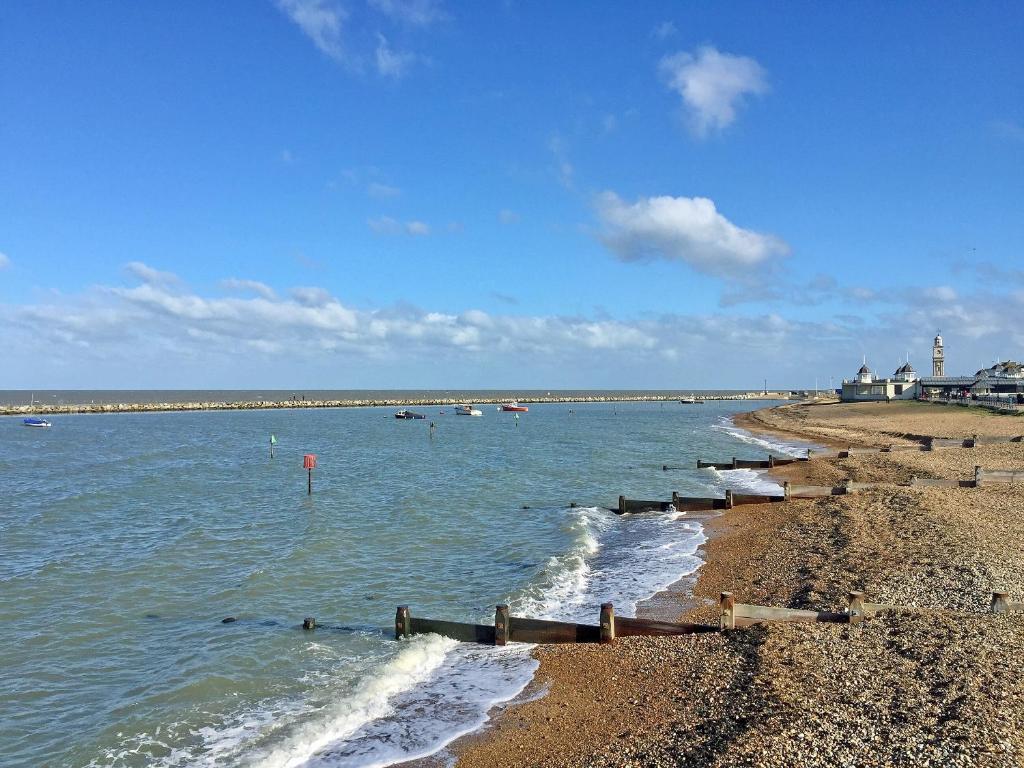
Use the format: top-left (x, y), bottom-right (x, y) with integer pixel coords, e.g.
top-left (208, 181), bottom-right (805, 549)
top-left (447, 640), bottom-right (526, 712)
top-left (23, 418), bottom-right (51, 428)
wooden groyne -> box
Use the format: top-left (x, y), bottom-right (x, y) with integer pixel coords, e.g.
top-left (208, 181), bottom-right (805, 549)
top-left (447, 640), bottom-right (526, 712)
top-left (383, 589), bottom-right (1024, 648)
top-left (615, 490), bottom-right (786, 515)
top-left (694, 455), bottom-right (808, 470)
top-left (282, 422), bottom-right (1024, 653)
top-left (396, 604), bottom-right (724, 646)
top-left (686, 433), bottom-right (1024, 473)
top-left (618, 468), bottom-right (1024, 512)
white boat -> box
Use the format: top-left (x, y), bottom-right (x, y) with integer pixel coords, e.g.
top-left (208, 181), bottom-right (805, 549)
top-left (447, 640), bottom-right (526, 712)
top-left (454, 404), bottom-right (482, 416)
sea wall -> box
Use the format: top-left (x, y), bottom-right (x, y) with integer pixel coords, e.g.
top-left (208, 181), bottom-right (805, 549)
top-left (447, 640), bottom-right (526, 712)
top-left (1, 392), bottom-right (795, 416)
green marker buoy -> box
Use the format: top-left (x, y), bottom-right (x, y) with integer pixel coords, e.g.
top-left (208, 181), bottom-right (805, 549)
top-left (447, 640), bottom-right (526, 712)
top-left (270, 434), bottom-right (277, 459)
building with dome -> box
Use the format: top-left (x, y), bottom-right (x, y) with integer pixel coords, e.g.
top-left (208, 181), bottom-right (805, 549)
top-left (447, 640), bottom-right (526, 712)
top-left (841, 359), bottom-right (921, 401)
top-left (841, 333), bottom-right (1024, 402)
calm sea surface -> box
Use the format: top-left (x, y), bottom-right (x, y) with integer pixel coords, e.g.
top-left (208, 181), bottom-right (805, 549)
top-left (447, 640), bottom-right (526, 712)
top-left (0, 400), bottom-right (812, 767)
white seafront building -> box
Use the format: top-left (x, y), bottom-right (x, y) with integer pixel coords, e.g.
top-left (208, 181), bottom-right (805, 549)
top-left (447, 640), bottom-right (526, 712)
top-left (841, 334), bottom-right (1024, 402)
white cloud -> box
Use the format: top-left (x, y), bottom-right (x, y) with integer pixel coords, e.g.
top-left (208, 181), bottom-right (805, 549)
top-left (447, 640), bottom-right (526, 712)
top-left (290, 286), bottom-right (335, 307)
top-left (651, 20), bottom-right (676, 40)
top-left (0, 252), bottom-right (9, 270)
top-left (125, 261), bottom-right (180, 286)
top-left (923, 285), bottom-right (958, 302)
top-left (7, 270), bottom-right (1024, 388)
top-left (375, 33), bottom-right (417, 78)
top-left (498, 209), bottom-right (520, 224)
top-left (368, 216), bottom-right (431, 235)
top-left (276, 0), bottom-right (347, 61)
top-left (367, 181), bottom-right (401, 198)
top-left (96, 279), bottom-right (657, 357)
top-left (659, 45), bottom-right (768, 137)
top-left (221, 278), bottom-right (277, 300)
top-left (368, 215), bottom-right (402, 234)
top-left (595, 191), bottom-right (789, 276)
top-left (368, 0), bottom-right (444, 26)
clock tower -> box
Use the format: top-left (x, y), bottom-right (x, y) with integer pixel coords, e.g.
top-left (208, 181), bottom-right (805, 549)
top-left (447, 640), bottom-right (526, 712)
top-left (932, 332), bottom-right (944, 377)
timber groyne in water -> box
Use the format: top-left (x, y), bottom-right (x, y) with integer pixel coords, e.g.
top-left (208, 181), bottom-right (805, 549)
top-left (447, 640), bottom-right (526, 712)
top-left (0, 392), bottom-right (794, 416)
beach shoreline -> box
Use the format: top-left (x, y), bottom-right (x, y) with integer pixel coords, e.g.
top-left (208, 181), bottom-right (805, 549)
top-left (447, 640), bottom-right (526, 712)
top-left (426, 399), bottom-right (1024, 768)
top-left (402, 403), bottom-right (816, 768)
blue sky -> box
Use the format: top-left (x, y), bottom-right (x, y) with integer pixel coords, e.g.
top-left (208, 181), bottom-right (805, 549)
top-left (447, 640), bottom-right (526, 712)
top-left (1, 1), bottom-right (1022, 389)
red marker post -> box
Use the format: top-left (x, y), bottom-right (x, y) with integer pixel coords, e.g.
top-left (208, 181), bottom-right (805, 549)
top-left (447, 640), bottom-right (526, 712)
top-left (304, 454), bottom-right (317, 495)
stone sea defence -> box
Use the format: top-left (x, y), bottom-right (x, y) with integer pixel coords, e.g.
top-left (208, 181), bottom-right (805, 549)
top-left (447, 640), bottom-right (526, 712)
top-left (1, 392), bottom-right (795, 416)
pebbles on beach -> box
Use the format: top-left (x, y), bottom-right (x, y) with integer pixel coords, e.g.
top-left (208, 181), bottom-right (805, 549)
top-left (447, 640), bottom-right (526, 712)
top-left (447, 401), bottom-right (1024, 768)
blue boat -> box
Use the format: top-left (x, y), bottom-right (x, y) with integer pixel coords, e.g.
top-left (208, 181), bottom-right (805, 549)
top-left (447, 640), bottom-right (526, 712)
top-left (23, 418), bottom-right (51, 428)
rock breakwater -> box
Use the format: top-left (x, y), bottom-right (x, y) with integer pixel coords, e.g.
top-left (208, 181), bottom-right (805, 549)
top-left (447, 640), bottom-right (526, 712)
top-left (1, 392), bottom-right (792, 416)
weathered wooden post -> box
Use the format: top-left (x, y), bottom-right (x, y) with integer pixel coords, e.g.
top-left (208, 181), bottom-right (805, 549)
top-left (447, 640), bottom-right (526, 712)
top-left (304, 454), bottom-right (317, 495)
top-left (847, 591), bottom-right (865, 625)
top-left (975, 465), bottom-right (983, 488)
top-left (841, 479), bottom-right (852, 495)
top-left (599, 602), bottom-right (615, 644)
top-left (725, 489), bottom-right (734, 509)
top-left (971, 434), bottom-right (979, 448)
top-left (618, 495), bottom-right (626, 515)
top-left (720, 592), bottom-right (736, 630)
top-left (303, 617), bottom-right (316, 630)
top-left (991, 591), bottom-right (1010, 614)
top-left (395, 605), bottom-right (411, 639)
top-left (671, 491), bottom-right (679, 508)
top-left (807, 448), bottom-right (814, 459)
top-left (732, 457), bottom-right (738, 469)
top-left (494, 604), bottom-right (509, 646)
top-left (768, 455), bottom-right (775, 468)
top-left (924, 438), bottom-right (934, 452)
top-left (783, 481), bottom-right (791, 501)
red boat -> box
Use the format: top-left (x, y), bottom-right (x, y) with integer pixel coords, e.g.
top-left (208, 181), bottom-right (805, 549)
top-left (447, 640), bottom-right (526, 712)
top-left (501, 402), bottom-right (528, 412)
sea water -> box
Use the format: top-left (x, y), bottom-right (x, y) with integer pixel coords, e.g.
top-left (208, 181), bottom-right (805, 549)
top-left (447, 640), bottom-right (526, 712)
top-left (0, 400), bottom-right (814, 767)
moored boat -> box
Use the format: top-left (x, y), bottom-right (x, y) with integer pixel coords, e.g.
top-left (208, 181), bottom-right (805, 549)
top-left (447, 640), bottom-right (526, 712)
top-left (501, 402), bottom-right (528, 412)
top-left (23, 417), bottom-right (52, 427)
top-left (394, 410), bottom-right (426, 419)
top-left (454, 404), bottom-right (483, 416)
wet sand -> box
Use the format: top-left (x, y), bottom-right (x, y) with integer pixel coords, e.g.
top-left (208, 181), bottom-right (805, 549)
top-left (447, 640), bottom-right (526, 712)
top-left (433, 400), bottom-right (1024, 768)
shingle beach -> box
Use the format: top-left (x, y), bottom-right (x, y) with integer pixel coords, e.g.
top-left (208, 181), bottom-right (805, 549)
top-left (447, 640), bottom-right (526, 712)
top-left (437, 400), bottom-right (1024, 768)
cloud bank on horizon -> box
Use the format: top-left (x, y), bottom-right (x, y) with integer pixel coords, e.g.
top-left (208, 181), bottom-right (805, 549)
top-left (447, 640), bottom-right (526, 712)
top-left (1, 2), bottom-right (1022, 388)
top-left (4, 261), bottom-right (1022, 389)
